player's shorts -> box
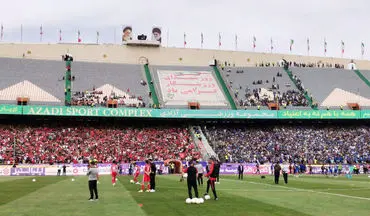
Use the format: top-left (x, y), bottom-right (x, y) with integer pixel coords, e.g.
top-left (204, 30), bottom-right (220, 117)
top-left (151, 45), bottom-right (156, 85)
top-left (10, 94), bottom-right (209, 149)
top-left (143, 175), bottom-right (150, 182)
top-left (111, 172), bottom-right (117, 177)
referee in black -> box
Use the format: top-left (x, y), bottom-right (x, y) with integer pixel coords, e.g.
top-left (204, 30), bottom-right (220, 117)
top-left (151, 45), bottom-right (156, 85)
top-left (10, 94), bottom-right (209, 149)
top-left (149, 158), bottom-right (156, 192)
top-left (274, 162), bottom-right (281, 184)
top-left (87, 160), bottom-right (99, 201)
top-left (186, 160), bottom-right (199, 199)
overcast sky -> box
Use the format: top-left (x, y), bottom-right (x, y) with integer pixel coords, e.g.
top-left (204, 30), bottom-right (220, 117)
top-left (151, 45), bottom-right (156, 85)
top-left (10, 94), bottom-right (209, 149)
top-left (0, 0), bottom-right (369, 59)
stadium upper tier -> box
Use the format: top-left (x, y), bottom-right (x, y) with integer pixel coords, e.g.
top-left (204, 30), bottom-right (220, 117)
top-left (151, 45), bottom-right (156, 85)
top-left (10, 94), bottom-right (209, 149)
top-left (291, 68), bottom-right (370, 108)
top-left (221, 67), bottom-right (310, 109)
top-left (150, 65), bottom-right (229, 109)
top-left (0, 58), bottom-right (148, 106)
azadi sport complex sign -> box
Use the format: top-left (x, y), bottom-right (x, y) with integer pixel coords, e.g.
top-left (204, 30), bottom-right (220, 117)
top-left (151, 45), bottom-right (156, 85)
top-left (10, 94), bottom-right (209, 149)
top-left (1, 104), bottom-right (370, 119)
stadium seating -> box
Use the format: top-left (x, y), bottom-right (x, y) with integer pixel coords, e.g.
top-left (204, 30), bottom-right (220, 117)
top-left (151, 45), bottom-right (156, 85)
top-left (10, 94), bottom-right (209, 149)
top-left (149, 65), bottom-right (229, 109)
top-left (221, 67), bottom-right (309, 109)
top-left (291, 68), bottom-right (370, 108)
top-left (0, 58), bottom-right (149, 106)
top-left (203, 125), bottom-right (370, 164)
top-left (0, 125), bottom-right (200, 164)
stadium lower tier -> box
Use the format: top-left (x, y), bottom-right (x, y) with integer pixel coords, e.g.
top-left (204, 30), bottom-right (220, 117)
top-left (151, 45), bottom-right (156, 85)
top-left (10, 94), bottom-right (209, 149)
top-left (0, 124), bottom-right (369, 165)
top-left (203, 125), bottom-right (370, 164)
top-left (0, 125), bottom-right (199, 164)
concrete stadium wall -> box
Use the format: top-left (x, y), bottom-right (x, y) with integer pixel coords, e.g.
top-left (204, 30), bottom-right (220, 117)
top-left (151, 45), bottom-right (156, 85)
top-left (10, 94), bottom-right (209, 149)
top-left (1, 43), bottom-right (370, 69)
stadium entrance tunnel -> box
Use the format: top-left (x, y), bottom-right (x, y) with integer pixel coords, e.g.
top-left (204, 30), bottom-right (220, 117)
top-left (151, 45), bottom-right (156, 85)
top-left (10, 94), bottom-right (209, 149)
top-left (164, 159), bottom-right (182, 174)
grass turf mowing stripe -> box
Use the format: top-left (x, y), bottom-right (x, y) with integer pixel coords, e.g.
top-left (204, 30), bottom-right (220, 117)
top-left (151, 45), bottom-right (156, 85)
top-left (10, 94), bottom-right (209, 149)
top-left (246, 180), bottom-right (370, 201)
top-left (0, 176), bottom-right (147, 216)
top-left (221, 177), bottom-right (370, 216)
top-left (120, 175), bottom-right (310, 216)
top-left (0, 177), bottom-right (32, 182)
top-left (0, 176), bottom-right (67, 206)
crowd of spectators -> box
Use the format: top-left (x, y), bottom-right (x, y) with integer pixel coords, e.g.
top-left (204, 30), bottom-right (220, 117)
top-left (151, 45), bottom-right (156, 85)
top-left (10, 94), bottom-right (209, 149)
top-left (255, 61), bottom-right (345, 69)
top-left (203, 125), bottom-right (370, 164)
top-left (71, 89), bottom-right (145, 108)
top-left (217, 59), bottom-right (346, 70)
top-left (226, 70), bottom-right (309, 107)
top-left (0, 125), bottom-right (199, 164)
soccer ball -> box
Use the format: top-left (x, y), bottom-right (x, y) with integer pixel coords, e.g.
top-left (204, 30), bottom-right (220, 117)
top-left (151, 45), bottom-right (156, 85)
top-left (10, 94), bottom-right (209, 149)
top-left (116, 178), bottom-right (118, 181)
top-left (183, 173), bottom-right (188, 178)
top-left (185, 198), bottom-right (191, 204)
top-left (199, 198), bottom-right (204, 204)
top-left (130, 180), bottom-right (134, 184)
top-left (32, 179), bottom-right (36, 182)
top-left (71, 178), bottom-right (75, 182)
top-left (204, 195), bottom-right (211, 200)
top-left (191, 198), bottom-right (197, 204)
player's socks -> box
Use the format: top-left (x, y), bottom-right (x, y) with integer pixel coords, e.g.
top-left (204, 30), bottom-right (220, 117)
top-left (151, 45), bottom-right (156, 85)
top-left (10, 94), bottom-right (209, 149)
top-left (141, 184), bottom-right (145, 191)
top-left (147, 184), bottom-right (151, 191)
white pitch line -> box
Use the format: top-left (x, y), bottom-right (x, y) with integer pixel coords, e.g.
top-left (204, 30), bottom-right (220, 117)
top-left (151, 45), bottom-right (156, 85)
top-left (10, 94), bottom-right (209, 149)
top-left (224, 179), bottom-right (370, 201)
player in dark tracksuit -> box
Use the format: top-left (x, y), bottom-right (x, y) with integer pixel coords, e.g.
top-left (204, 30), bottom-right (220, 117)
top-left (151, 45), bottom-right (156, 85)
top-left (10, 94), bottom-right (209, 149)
top-left (149, 159), bottom-right (156, 191)
top-left (204, 158), bottom-right (218, 200)
top-left (185, 161), bottom-right (199, 199)
top-left (215, 160), bottom-right (221, 183)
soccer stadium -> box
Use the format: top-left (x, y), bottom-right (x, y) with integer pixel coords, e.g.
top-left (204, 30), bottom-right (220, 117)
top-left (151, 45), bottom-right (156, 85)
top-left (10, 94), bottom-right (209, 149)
top-left (1, 1), bottom-right (370, 216)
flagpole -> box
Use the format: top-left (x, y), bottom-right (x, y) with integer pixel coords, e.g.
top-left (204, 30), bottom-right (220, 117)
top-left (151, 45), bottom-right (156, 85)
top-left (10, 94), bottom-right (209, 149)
top-left (307, 38), bottom-right (309, 56)
top-left (0, 24), bottom-right (3, 41)
top-left (270, 38), bottom-right (273, 54)
top-left (201, 33), bottom-right (203, 49)
top-left (114, 27), bottom-right (116, 44)
top-left (167, 29), bottom-right (169, 48)
top-left (20, 24), bottom-right (23, 43)
top-left (40, 25), bottom-right (42, 43)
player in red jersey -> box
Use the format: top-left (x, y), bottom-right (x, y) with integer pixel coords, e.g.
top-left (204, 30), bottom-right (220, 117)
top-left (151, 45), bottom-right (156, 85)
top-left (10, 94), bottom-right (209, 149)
top-left (133, 162), bottom-right (141, 184)
top-left (139, 160), bottom-right (151, 192)
top-left (111, 161), bottom-right (118, 186)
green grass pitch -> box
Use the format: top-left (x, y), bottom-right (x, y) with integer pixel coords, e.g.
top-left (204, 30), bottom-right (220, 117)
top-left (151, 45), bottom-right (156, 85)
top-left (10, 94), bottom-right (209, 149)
top-left (0, 174), bottom-right (369, 216)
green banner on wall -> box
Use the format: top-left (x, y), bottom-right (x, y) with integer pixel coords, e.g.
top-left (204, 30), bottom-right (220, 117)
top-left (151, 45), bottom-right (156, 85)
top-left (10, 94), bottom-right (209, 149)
top-left (0, 104), bottom-right (22, 115)
top-left (0, 104), bottom-right (368, 119)
top-left (278, 110), bottom-right (362, 119)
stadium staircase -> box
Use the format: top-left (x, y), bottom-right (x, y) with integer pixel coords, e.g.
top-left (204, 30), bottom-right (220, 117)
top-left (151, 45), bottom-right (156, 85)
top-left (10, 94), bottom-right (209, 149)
top-left (190, 126), bottom-right (218, 160)
top-left (212, 66), bottom-right (237, 110)
top-left (283, 68), bottom-right (317, 109)
top-left (144, 64), bottom-right (160, 107)
top-left (353, 69), bottom-right (370, 89)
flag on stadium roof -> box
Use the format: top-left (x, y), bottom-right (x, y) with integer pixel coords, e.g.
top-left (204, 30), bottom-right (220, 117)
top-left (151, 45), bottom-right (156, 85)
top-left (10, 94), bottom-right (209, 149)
top-left (78, 30), bottom-right (81, 43)
top-left (40, 25), bottom-right (43, 42)
top-left (253, 36), bottom-right (256, 50)
top-left (289, 39), bottom-right (294, 52)
top-left (201, 32), bottom-right (203, 48)
top-left (0, 24), bottom-right (3, 41)
top-left (218, 32), bottom-right (221, 48)
top-left (270, 38), bottom-right (273, 52)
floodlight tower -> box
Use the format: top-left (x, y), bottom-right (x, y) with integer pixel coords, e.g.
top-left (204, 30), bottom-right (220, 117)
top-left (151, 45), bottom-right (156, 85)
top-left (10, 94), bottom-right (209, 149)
top-left (63, 53), bottom-right (73, 106)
